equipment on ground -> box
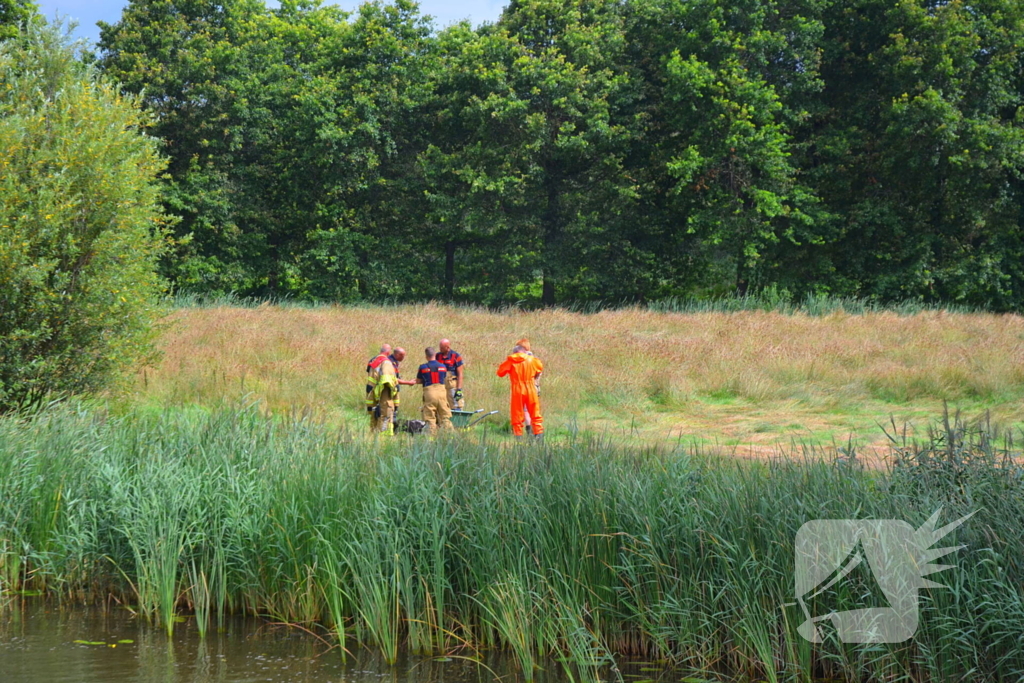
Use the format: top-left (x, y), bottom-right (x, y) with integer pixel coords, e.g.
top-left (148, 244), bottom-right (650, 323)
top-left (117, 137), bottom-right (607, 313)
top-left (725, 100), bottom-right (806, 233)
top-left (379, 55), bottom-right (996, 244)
top-left (451, 408), bottom-right (498, 429)
top-left (396, 419), bottom-right (428, 434)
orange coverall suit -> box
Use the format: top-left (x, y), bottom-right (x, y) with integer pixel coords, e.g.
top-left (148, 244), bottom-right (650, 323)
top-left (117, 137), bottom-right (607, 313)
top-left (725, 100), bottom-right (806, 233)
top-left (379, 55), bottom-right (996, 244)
top-left (496, 352), bottom-right (544, 436)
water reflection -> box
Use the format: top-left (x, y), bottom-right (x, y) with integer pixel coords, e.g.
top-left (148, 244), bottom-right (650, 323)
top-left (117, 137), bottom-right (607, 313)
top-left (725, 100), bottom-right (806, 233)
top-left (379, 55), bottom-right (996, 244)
top-left (0, 601), bottom-right (640, 683)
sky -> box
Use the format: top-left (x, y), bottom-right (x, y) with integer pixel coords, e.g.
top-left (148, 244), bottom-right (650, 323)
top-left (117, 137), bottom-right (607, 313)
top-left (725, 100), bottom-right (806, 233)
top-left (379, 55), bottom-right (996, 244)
top-left (36, 0), bottom-right (508, 45)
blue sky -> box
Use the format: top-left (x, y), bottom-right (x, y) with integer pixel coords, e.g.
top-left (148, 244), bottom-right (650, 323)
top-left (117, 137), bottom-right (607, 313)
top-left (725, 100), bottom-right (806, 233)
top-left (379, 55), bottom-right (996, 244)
top-left (36, 0), bottom-right (507, 45)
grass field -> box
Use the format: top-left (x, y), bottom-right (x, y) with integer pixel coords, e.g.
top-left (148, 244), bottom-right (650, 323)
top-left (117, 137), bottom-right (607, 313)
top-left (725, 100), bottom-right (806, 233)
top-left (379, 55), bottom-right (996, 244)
top-left (0, 405), bottom-right (1021, 682)
top-left (135, 304), bottom-right (1024, 452)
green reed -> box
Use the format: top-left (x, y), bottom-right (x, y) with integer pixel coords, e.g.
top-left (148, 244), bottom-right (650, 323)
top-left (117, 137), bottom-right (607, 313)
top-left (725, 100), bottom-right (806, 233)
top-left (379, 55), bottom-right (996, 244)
top-left (0, 403), bottom-right (1021, 682)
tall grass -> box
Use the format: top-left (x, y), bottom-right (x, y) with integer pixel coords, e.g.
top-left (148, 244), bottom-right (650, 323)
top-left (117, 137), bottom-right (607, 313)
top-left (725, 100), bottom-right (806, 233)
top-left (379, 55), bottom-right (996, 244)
top-left (167, 290), bottom-right (980, 316)
top-left (137, 304), bottom-right (1024, 444)
top-left (0, 404), bottom-right (1022, 681)
top-left (644, 289), bottom-right (980, 316)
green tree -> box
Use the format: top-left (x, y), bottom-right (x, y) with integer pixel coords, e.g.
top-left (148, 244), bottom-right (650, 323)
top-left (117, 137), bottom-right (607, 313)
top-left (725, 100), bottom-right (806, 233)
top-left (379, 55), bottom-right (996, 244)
top-left (98, 0), bottom-right (269, 294)
top-left (0, 23), bottom-right (168, 411)
top-left (92, 0), bottom-right (1024, 309)
top-left (421, 0), bottom-right (638, 305)
top-left (100, 0), bottom-right (438, 301)
top-left (796, 0), bottom-right (1024, 307)
top-left (288, 0), bottom-right (439, 301)
top-left (623, 0), bottom-right (827, 297)
top-left (0, 0), bottom-right (37, 40)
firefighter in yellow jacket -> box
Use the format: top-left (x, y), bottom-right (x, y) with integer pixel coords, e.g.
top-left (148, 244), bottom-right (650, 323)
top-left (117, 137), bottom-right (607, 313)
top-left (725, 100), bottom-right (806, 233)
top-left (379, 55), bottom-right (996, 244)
top-left (366, 346), bottom-right (414, 434)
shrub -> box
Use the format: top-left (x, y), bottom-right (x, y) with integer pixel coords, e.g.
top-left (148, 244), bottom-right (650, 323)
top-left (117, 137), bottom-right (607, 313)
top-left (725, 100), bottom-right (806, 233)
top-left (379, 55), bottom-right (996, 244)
top-left (0, 22), bottom-right (168, 411)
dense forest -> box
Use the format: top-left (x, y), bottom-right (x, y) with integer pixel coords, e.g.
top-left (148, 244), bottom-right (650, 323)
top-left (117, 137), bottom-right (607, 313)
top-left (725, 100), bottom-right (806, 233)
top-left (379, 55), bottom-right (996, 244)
top-left (77, 0), bottom-right (1024, 307)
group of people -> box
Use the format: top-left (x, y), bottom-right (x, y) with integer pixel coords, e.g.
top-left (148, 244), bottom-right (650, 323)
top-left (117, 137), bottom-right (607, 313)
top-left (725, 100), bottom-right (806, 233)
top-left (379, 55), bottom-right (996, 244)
top-left (365, 339), bottom-right (465, 435)
top-left (364, 337), bottom-right (545, 439)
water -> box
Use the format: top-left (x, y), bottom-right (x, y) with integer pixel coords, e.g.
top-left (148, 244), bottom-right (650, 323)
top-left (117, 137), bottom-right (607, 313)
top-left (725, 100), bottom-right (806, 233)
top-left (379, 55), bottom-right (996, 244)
top-left (1, 601), bottom-right (668, 683)
top-left (0, 601), bottom-right (518, 683)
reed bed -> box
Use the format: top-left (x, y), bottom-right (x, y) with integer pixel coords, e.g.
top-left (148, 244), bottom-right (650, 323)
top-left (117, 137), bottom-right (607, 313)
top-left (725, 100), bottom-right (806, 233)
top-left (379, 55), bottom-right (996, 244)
top-left (137, 304), bottom-right (1024, 443)
top-left (0, 405), bottom-right (1022, 681)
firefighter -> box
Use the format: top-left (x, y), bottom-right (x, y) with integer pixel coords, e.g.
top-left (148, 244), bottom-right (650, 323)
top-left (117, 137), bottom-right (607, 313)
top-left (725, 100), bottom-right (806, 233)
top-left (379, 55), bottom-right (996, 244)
top-left (366, 346), bottom-right (414, 434)
top-left (496, 344), bottom-right (544, 439)
top-left (415, 347), bottom-right (453, 435)
top-left (366, 344), bottom-right (392, 373)
top-left (436, 338), bottom-right (465, 411)
top-left (365, 344), bottom-right (393, 400)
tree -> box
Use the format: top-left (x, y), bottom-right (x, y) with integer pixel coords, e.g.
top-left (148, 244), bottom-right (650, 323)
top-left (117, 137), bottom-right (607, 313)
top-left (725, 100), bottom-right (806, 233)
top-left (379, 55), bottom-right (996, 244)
top-left (796, 0), bottom-right (1024, 307)
top-left (421, 0), bottom-right (638, 305)
top-left (623, 0), bottom-right (828, 297)
top-left (91, 0), bottom-right (1024, 309)
top-left (289, 0), bottom-right (439, 302)
top-left (98, 0), bottom-right (269, 294)
top-left (100, 0), bottom-right (438, 301)
top-left (0, 23), bottom-right (168, 411)
top-left (0, 0), bottom-right (37, 41)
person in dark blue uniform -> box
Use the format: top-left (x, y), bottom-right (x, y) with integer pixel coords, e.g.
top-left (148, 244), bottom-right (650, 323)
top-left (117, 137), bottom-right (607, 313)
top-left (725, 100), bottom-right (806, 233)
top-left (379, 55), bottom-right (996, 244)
top-left (415, 347), bottom-right (453, 434)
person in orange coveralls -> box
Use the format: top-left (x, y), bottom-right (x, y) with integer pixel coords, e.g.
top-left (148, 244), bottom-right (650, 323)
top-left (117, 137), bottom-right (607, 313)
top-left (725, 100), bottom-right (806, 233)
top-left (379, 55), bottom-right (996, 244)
top-left (515, 338), bottom-right (542, 430)
top-left (496, 344), bottom-right (544, 439)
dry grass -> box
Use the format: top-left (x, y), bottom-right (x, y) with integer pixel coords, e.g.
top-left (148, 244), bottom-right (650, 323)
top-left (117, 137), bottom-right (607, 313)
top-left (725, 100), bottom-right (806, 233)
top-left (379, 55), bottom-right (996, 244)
top-left (134, 304), bottom-right (1024, 446)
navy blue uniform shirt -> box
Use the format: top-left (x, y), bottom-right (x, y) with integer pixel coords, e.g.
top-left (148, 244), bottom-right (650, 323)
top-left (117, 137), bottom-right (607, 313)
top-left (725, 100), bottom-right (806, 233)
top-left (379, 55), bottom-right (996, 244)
top-left (416, 360), bottom-right (448, 387)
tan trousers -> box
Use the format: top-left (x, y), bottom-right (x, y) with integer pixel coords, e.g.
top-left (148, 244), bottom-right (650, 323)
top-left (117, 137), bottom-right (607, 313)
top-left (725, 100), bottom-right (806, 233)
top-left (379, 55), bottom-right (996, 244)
top-left (422, 384), bottom-right (453, 435)
top-left (370, 386), bottom-right (396, 434)
top-left (445, 373), bottom-right (464, 410)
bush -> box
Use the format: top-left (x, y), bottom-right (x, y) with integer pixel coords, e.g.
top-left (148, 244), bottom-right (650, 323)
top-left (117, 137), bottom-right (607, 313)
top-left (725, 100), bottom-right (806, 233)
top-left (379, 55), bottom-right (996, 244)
top-left (0, 22), bottom-right (168, 411)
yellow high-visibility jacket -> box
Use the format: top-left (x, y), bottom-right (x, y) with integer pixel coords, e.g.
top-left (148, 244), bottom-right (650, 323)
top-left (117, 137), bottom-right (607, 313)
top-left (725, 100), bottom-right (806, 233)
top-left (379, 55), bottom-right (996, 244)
top-left (366, 356), bottom-right (400, 408)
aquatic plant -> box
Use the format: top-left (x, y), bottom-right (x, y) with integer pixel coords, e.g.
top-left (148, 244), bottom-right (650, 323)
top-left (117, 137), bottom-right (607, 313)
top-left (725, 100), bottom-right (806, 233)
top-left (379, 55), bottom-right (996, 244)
top-left (0, 404), bottom-right (1021, 681)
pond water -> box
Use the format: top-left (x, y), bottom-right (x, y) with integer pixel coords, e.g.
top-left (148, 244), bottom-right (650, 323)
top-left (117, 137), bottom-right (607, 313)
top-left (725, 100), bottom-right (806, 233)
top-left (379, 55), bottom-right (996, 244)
top-left (0, 601), bottom-right (673, 683)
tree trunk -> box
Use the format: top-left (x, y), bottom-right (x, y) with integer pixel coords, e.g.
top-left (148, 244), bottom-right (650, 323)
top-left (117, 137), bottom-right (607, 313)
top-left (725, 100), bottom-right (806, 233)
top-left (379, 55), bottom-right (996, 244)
top-left (444, 240), bottom-right (456, 299)
top-left (735, 224), bottom-right (750, 297)
top-left (541, 175), bottom-right (560, 307)
top-left (736, 263), bottom-right (749, 297)
top-left (542, 276), bottom-right (555, 306)
top-left (736, 262), bottom-right (749, 297)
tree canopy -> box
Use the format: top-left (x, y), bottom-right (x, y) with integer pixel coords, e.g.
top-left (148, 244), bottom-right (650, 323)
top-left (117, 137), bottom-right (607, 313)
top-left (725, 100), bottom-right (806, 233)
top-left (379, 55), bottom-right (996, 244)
top-left (0, 0), bottom-right (37, 41)
top-left (96, 0), bottom-right (1024, 309)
